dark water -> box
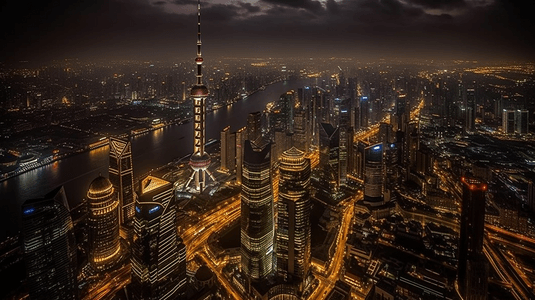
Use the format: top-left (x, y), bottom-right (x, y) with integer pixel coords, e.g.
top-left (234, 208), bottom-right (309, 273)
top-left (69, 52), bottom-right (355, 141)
top-left (0, 79), bottom-right (310, 240)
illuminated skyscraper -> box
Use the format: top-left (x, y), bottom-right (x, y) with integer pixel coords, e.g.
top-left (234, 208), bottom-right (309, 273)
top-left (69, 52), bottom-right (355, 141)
top-left (87, 175), bottom-right (121, 272)
top-left (465, 86), bottom-right (476, 132)
top-left (458, 177), bottom-right (488, 300)
top-left (319, 122), bottom-right (340, 188)
top-left (241, 140), bottom-right (274, 280)
top-left (236, 127), bottom-right (247, 184)
top-left (247, 111), bottom-right (262, 143)
top-left (109, 137), bottom-right (135, 224)
top-left (502, 109), bottom-right (515, 134)
top-left (363, 143), bottom-right (384, 205)
top-left (220, 126), bottom-right (236, 172)
top-left (186, 0), bottom-right (215, 192)
top-left (276, 147), bottom-right (311, 288)
top-left (131, 176), bottom-right (185, 300)
top-left (21, 186), bottom-right (77, 300)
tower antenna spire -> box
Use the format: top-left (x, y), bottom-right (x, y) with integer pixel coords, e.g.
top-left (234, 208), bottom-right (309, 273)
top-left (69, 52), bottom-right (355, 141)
top-left (196, 0), bottom-right (203, 86)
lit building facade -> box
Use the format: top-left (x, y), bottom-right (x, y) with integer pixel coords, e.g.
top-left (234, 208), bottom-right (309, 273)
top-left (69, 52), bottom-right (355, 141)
top-left (247, 111), bottom-right (262, 143)
top-left (276, 147), bottom-right (311, 288)
top-left (363, 143), bottom-right (384, 206)
top-left (21, 186), bottom-right (77, 300)
top-left (87, 176), bottom-right (121, 272)
top-left (221, 126), bottom-right (236, 172)
top-left (236, 127), bottom-right (247, 184)
top-left (241, 140), bottom-right (275, 280)
top-left (458, 177), bottom-right (488, 300)
top-left (109, 137), bottom-right (135, 224)
top-left (131, 176), bottom-right (185, 300)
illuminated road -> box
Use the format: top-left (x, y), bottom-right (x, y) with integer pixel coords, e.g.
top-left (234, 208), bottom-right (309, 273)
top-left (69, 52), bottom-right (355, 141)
top-left (82, 264), bottom-right (131, 300)
top-left (181, 196), bottom-right (243, 299)
top-left (308, 193), bottom-right (361, 300)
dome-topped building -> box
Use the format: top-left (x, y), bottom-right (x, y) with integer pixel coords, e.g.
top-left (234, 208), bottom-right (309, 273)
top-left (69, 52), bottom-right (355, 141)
top-left (87, 175), bottom-right (121, 272)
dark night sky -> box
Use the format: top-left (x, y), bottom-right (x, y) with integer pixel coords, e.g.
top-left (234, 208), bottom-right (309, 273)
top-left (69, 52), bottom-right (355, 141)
top-left (1, 0), bottom-right (533, 63)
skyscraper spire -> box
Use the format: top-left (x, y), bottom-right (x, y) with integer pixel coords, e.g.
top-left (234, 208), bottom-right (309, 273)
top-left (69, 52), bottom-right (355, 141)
top-left (187, 0), bottom-right (215, 192)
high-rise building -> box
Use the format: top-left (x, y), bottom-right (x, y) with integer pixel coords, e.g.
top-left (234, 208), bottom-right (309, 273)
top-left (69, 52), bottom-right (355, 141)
top-left (236, 127), bottom-right (247, 184)
top-left (319, 123), bottom-right (340, 188)
top-left (293, 108), bottom-right (309, 153)
top-left (241, 140), bottom-right (274, 281)
top-left (220, 126), bottom-right (236, 172)
top-left (465, 87), bottom-right (476, 132)
top-left (276, 148), bottom-right (311, 289)
top-left (363, 143), bottom-right (384, 206)
top-left (338, 99), bottom-right (352, 185)
top-left (502, 109), bottom-right (515, 134)
top-left (458, 177), bottom-right (488, 300)
top-left (131, 176), bottom-right (185, 300)
top-left (515, 109), bottom-right (529, 134)
top-left (21, 186), bottom-right (77, 300)
top-left (87, 176), bottom-right (121, 272)
top-left (109, 137), bottom-right (135, 224)
top-left (247, 111), bottom-right (262, 143)
top-left (359, 96), bottom-right (369, 129)
top-left (186, 0), bottom-right (216, 192)
top-left (279, 91), bottom-right (295, 133)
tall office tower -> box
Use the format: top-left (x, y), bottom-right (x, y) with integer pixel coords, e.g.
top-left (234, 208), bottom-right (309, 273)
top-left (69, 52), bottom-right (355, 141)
top-left (241, 140), bottom-right (274, 281)
top-left (220, 126), bottom-right (236, 172)
top-left (280, 91), bottom-right (295, 133)
top-left (319, 123), bottom-right (340, 188)
top-left (87, 176), bottom-right (121, 272)
top-left (131, 176), bottom-right (184, 300)
top-left (276, 148), bottom-right (311, 289)
top-left (515, 109), bottom-right (529, 134)
top-left (465, 87), bottom-right (476, 132)
top-left (109, 137), bottom-right (135, 224)
top-left (338, 99), bottom-right (352, 185)
top-left (21, 186), bottom-right (77, 300)
top-left (247, 111), bottom-right (262, 143)
top-left (458, 177), bottom-right (488, 300)
top-left (346, 127), bottom-right (355, 175)
top-left (236, 127), bottom-right (247, 184)
top-left (187, 0), bottom-right (216, 192)
top-left (359, 96), bottom-right (369, 128)
top-left (394, 94), bottom-right (407, 132)
top-left (363, 143), bottom-right (384, 206)
top-left (293, 108), bottom-right (309, 152)
top-left (355, 141), bottom-right (368, 180)
top-left (502, 109), bottom-right (516, 134)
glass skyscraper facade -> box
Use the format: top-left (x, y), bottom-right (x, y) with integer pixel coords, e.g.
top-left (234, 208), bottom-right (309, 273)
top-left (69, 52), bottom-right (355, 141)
top-left (21, 186), bottom-right (77, 300)
top-left (131, 176), bottom-right (185, 300)
top-left (109, 137), bottom-right (135, 224)
top-left (87, 175), bottom-right (121, 272)
top-left (241, 140), bottom-right (274, 280)
top-left (276, 147), bottom-right (311, 288)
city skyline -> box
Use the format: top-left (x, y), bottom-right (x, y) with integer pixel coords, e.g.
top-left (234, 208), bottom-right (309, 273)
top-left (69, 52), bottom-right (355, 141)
top-left (1, 0), bottom-right (535, 298)
top-left (1, 0), bottom-right (534, 63)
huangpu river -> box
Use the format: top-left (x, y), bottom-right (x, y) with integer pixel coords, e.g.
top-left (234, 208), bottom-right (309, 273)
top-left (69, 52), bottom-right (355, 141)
top-left (0, 78), bottom-right (311, 240)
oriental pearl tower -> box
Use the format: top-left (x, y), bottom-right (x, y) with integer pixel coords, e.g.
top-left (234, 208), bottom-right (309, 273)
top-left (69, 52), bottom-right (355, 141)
top-left (186, 0), bottom-right (216, 192)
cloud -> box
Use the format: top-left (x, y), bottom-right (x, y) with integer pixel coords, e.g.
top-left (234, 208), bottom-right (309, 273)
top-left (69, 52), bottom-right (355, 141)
top-left (239, 2), bottom-right (262, 13)
top-left (260, 0), bottom-right (324, 14)
top-left (405, 0), bottom-right (467, 10)
top-left (171, 0), bottom-right (198, 5)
